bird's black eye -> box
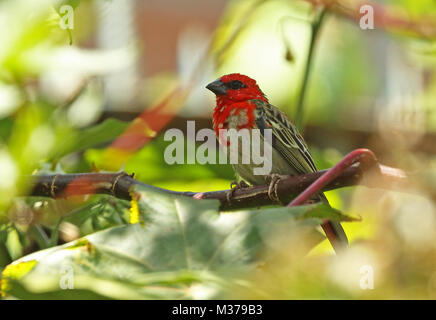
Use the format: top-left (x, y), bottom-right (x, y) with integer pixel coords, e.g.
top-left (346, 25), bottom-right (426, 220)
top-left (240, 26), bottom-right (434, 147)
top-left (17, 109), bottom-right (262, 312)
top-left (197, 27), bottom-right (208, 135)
top-left (226, 80), bottom-right (247, 90)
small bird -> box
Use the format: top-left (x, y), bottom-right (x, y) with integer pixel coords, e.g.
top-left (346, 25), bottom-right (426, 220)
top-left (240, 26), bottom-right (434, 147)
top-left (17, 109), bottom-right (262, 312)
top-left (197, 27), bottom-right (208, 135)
top-left (206, 73), bottom-right (348, 252)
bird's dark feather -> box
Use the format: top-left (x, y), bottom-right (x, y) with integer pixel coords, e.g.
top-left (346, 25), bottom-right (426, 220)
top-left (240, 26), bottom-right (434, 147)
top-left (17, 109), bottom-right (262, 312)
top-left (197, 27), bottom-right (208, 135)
top-left (250, 99), bottom-right (317, 174)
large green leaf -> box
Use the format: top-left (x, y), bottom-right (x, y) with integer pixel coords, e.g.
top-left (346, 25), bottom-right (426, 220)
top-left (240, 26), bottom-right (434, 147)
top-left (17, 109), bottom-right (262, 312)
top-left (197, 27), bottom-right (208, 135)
top-left (2, 185), bottom-right (356, 299)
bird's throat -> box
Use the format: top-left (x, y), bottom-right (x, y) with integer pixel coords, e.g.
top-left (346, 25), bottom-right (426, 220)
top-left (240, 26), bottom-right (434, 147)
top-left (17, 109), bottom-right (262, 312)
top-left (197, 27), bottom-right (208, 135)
top-left (213, 98), bottom-right (257, 137)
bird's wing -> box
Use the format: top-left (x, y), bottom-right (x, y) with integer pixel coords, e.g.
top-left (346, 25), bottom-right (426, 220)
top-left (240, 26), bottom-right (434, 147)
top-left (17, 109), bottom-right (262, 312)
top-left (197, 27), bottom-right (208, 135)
top-left (250, 99), bottom-right (317, 174)
top-left (250, 100), bottom-right (349, 250)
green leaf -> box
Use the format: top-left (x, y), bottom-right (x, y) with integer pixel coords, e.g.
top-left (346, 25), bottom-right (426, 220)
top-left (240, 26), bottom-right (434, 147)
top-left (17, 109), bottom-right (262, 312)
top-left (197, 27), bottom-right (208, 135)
top-left (50, 118), bottom-right (128, 159)
top-left (3, 185), bottom-right (354, 299)
top-left (62, 196), bottom-right (129, 233)
top-left (297, 203), bottom-right (360, 222)
top-left (5, 227), bottom-right (23, 261)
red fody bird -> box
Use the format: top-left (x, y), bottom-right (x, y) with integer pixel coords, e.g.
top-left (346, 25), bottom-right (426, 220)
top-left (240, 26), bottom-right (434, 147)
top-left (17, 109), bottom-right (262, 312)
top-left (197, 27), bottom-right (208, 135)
top-left (206, 73), bottom-right (348, 252)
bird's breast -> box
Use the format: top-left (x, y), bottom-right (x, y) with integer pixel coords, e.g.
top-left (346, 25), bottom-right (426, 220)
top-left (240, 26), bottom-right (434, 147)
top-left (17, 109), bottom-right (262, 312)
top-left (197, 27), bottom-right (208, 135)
top-left (220, 130), bottom-right (299, 185)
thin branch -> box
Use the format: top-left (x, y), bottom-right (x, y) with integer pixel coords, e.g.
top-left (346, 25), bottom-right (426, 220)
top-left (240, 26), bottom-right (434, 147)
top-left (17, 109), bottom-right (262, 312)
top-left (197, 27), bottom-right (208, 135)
top-left (29, 159), bottom-right (413, 211)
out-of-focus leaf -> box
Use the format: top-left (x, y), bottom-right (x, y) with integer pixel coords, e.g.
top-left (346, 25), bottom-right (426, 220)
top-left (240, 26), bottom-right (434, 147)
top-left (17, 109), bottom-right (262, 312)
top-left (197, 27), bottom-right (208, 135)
top-left (6, 270), bottom-right (222, 300)
top-left (0, 226), bottom-right (12, 269)
top-left (50, 118), bottom-right (129, 159)
top-left (298, 203), bottom-right (359, 222)
top-left (5, 227), bottom-right (23, 261)
top-left (6, 279), bottom-right (110, 300)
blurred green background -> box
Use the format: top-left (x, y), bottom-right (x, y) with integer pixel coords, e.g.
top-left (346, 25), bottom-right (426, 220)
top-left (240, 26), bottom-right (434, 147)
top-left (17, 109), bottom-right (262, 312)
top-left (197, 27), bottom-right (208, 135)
top-left (0, 0), bottom-right (436, 299)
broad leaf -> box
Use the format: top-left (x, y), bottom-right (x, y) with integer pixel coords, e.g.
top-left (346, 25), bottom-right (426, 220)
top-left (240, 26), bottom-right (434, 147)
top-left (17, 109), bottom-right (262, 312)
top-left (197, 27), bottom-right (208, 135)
top-left (2, 185), bottom-right (356, 299)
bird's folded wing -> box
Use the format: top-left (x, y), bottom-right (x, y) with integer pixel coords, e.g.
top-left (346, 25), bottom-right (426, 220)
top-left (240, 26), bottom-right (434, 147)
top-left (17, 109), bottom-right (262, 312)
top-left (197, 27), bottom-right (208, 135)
top-left (250, 99), bottom-right (317, 175)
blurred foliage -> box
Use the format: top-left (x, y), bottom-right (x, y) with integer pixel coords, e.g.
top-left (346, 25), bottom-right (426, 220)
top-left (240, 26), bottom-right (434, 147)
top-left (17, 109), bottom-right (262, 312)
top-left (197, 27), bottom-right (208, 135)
top-left (0, 0), bottom-right (435, 300)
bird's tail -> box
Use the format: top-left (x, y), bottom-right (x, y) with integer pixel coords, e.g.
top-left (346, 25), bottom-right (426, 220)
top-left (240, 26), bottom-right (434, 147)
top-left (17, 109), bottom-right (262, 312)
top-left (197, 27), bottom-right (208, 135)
top-left (318, 193), bottom-right (348, 253)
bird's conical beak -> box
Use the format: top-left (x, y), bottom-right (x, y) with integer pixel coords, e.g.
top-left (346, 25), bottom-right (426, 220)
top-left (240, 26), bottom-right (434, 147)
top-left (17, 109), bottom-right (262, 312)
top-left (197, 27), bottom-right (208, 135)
top-left (206, 79), bottom-right (227, 95)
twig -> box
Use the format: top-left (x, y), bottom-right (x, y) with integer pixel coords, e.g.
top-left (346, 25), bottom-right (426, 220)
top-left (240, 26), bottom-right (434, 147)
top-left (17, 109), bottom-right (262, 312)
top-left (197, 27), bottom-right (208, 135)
top-left (288, 148), bottom-right (377, 206)
top-left (294, 6), bottom-right (326, 130)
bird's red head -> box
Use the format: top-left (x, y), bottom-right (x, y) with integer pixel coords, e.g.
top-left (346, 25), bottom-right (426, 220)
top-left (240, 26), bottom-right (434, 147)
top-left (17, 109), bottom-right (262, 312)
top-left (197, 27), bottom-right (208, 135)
top-left (207, 73), bottom-right (268, 137)
top-left (206, 73), bottom-right (268, 105)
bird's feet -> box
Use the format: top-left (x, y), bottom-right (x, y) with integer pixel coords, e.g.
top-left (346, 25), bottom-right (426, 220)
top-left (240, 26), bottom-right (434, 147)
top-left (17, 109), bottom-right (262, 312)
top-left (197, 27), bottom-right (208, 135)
top-left (265, 174), bottom-right (285, 205)
top-left (226, 180), bottom-right (250, 204)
